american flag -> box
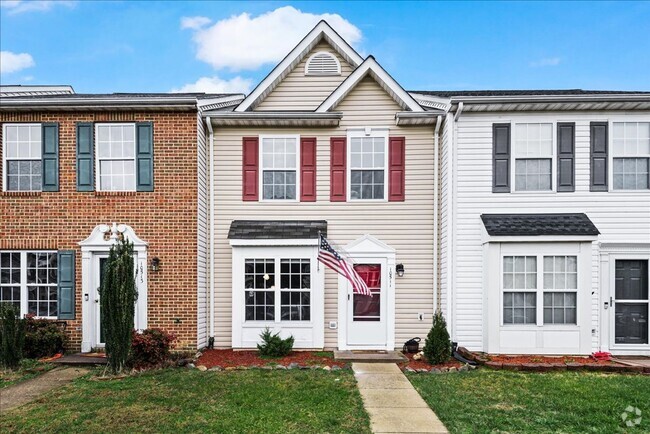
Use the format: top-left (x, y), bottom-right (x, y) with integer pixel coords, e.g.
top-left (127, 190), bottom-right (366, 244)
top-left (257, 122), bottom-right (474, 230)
top-left (318, 234), bottom-right (372, 297)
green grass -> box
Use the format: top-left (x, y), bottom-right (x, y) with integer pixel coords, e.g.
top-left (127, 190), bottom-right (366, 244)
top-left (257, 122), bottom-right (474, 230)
top-left (408, 369), bottom-right (650, 433)
top-left (1, 368), bottom-right (371, 434)
top-left (1, 359), bottom-right (54, 389)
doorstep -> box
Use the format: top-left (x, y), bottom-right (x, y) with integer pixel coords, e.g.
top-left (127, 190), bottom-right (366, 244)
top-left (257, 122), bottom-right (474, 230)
top-left (612, 357), bottom-right (650, 368)
top-left (334, 350), bottom-right (408, 363)
top-left (52, 353), bottom-right (107, 366)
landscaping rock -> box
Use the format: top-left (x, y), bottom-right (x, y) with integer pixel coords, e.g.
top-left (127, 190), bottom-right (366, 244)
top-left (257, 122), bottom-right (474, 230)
top-left (459, 364), bottom-right (469, 372)
top-left (430, 368), bottom-right (441, 374)
top-left (224, 367), bottom-right (236, 371)
top-left (417, 368), bottom-right (429, 373)
top-left (469, 364), bottom-right (478, 370)
top-left (485, 361), bottom-right (502, 370)
top-left (565, 362), bottom-right (583, 371)
top-left (195, 352), bottom-right (202, 359)
top-left (310, 365), bottom-right (321, 370)
top-left (448, 367), bottom-right (458, 373)
top-left (322, 366), bottom-right (331, 371)
top-left (187, 363), bottom-right (196, 369)
top-left (405, 367), bottom-right (416, 373)
top-left (288, 363), bottom-right (299, 370)
top-left (208, 366), bottom-right (222, 371)
top-left (275, 365), bottom-right (287, 370)
top-left (331, 366), bottom-right (341, 371)
top-left (550, 363), bottom-right (567, 371)
top-left (261, 366), bottom-right (273, 370)
top-left (197, 365), bottom-right (207, 372)
top-left (522, 363), bottom-right (540, 372)
top-left (299, 365), bottom-right (310, 370)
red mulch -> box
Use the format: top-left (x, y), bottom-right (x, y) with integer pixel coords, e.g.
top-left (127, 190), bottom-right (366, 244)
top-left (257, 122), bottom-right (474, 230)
top-left (197, 349), bottom-right (347, 368)
top-left (486, 354), bottom-right (621, 366)
top-left (399, 352), bottom-right (463, 370)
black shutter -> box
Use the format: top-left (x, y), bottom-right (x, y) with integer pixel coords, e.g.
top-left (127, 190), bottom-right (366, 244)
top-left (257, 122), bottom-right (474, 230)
top-left (136, 122), bottom-right (154, 191)
top-left (42, 123), bottom-right (59, 191)
top-left (590, 122), bottom-right (608, 191)
top-left (492, 123), bottom-right (511, 193)
top-left (557, 122), bottom-right (575, 192)
top-left (57, 250), bottom-right (75, 320)
top-left (76, 122), bottom-right (94, 191)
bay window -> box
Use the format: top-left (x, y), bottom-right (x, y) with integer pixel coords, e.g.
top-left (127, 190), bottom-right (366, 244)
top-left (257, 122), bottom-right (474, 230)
top-left (513, 123), bottom-right (553, 191)
top-left (612, 122), bottom-right (650, 190)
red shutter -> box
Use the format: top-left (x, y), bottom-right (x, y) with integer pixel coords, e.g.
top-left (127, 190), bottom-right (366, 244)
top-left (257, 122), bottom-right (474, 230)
top-left (330, 137), bottom-right (347, 202)
top-left (300, 137), bottom-right (317, 202)
top-left (242, 137), bottom-right (259, 201)
top-left (388, 136), bottom-right (405, 201)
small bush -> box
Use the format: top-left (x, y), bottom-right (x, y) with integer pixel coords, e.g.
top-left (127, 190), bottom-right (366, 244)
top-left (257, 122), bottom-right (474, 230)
top-left (130, 328), bottom-right (176, 368)
top-left (423, 310), bottom-right (451, 365)
top-left (0, 304), bottom-right (25, 369)
top-left (257, 327), bottom-right (294, 357)
top-left (23, 316), bottom-right (67, 359)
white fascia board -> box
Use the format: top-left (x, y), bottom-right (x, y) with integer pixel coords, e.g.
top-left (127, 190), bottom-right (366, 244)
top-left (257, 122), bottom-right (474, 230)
top-left (197, 95), bottom-right (245, 110)
top-left (229, 239), bottom-right (319, 247)
top-left (235, 21), bottom-right (363, 112)
top-left (316, 57), bottom-right (424, 113)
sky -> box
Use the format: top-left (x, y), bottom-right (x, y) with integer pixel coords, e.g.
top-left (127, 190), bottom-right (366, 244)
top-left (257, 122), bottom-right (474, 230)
top-left (1, 1), bottom-right (649, 94)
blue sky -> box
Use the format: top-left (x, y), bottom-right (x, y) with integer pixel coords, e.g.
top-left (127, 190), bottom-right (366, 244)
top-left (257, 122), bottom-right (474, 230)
top-left (1, 1), bottom-right (649, 94)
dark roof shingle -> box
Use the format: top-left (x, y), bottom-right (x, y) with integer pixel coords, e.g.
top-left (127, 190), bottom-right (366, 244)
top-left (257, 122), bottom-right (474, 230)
top-left (410, 89), bottom-right (650, 98)
top-left (481, 213), bottom-right (600, 237)
top-left (228, 220), bottom-right (327, 240)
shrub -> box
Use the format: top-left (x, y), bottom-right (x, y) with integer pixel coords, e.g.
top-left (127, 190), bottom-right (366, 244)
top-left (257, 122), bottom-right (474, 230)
top-left (257, 327), bottom-right (294, 357)
top-left (130, 328), bottom-right (176, 368)
top-left (0, 304), bottom-right (25, 369)
top-left (100, 238), bottom-right (138, 373)
top-left (423, 310), bottom-right (452, 365)
top-left (23, 316), bottom-right (67, 359)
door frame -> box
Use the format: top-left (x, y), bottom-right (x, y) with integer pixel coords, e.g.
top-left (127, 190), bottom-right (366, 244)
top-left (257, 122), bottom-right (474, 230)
top-left (80, 224), bottom-right (148, 353)
top-left (337, 235), bottom-right (396, 351)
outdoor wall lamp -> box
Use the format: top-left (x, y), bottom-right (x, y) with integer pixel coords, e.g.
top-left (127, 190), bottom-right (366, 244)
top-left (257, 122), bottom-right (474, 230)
top-left (396, 263), bottom-right (405, 277)
top-left (151, 257), bottom-right (161, 272)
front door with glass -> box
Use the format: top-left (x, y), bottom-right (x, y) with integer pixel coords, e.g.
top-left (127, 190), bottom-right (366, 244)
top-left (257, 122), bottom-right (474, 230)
top-left (613, 259), bottom-right (649, 346)
top-left (347, 261), bottom-right (387, 347)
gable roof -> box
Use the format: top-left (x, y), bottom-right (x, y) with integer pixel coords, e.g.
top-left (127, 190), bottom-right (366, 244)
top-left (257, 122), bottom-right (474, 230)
top-left (235, 20), bottom-right (363, 112)
top-left (481, 213), bottom-right (600, 237)
top-left (317, 56), bottom-right (423, 112)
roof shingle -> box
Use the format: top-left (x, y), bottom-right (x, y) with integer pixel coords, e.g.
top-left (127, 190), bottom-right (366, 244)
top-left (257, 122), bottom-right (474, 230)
top-left (228, 220), bottom-right (327, 240)
top-left (481, 213), bottom-right (600, 237)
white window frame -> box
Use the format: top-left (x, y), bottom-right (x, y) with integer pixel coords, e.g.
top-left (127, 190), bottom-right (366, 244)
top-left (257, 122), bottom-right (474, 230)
top-left (95, 123), bottom-right (137, 192)
top-left (347, 128), bottom-right (389, 202)
top-left (511, 122), bottom-right (556, 193)
top-left (2, 123), bottom-right (42, 192)
top-left (258, 134), bottom-right (300, 202)
top-left (0, 250), bottom-right (58, 319)
top-left (609, 120), bottom-right (650, 191)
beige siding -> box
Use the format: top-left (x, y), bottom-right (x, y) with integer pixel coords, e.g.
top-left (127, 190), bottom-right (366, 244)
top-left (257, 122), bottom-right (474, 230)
top-left (213, 77), bottom-right (436, 348)
top-left (197, 114), bottom-right (208, 348)
top-left (255, 42), bottom-right (353, 111)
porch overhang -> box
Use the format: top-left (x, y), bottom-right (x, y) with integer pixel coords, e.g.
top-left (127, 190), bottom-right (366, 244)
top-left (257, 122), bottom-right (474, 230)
top-left (228, 220), bottom-right (327, 246)
top-left (480, 213), bottom-right (600, 244)
top-left (206, 112), bottom-right (342, 127)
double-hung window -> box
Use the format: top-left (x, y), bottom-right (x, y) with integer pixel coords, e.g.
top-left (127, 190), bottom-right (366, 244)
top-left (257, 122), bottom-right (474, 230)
top-left (0, 251), bottom-right (58, 318)
top-left (96, 124), bottom-right (136, 191)
top-left (612, 122), bottom-right (650, 190)
top-left (260, 136), bottom-right (298, 200)
top-left (349, 131), bottom-right (387, 200)
top-left (3, 124), bottom-right (42, 192)
top-left (513, 123), bottom-right (554, 191)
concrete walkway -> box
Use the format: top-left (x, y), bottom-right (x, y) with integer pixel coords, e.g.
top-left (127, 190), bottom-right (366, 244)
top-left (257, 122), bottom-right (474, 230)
top-left (0, 366), bottom-right (89, 414)
top-left (353, 363), bottom-right (448, 433)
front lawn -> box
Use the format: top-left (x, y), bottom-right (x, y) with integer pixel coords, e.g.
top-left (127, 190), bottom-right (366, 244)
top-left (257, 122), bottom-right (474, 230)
top-left (1, 368), bottom-right (371, 434)
top-left (408, 370), bottom-right (650, 433)
top-left (1, 359), bottom-right (54, 389)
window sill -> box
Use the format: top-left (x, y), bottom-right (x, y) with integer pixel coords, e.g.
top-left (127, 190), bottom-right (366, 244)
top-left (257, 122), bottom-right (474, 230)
top-left (95, 191), bottom-right (138, 197)
top-left (1, 191), bottom-right (42, 197)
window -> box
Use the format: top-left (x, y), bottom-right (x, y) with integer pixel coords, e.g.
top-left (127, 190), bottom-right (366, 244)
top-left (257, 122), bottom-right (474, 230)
top-left (612, 122), bottom-right (650, 190)
top-left (513, 123), bottom-right (553, 191)
top-left (3, 124), bottom-right (42, 191)
top-left (96, 124), bottom-right (136, 191)
top-left (349, 135), bottom-right (387, 200)
top-left (543, 256), bottom-right (577, 324)
top-left (0, 251), bottom-right (57, 318)
top-left (502, 256), bottom-right (537, 324)
top-left (244, 259), bottom-right (275, 321)
top-left (280, 259), bottom-right (310, 321)
top-left (260, 136), bottom-right (298, 200)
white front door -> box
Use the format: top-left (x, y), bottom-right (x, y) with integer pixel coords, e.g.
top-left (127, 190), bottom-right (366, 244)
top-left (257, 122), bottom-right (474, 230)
top-left (93, 255), bottom-right (109, 347)
top-left (346, 259), bottom-right (388, 347)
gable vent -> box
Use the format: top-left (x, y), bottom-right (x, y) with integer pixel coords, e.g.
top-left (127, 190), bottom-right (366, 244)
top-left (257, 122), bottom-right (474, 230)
top-left (305, 51), bottom-right (341, 76)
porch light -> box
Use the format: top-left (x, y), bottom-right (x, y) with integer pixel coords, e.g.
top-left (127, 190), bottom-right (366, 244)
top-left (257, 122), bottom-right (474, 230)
top-left (396, 264), bottom-right (405, 277)
top-left (151, 257), bottom-right (161, 272)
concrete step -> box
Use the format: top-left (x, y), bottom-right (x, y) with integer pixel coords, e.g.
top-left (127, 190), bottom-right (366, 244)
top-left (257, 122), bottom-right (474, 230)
top-left (333, 350), bottom-right (408, 363)
top-left (52, 353), bottom-right (107, 366)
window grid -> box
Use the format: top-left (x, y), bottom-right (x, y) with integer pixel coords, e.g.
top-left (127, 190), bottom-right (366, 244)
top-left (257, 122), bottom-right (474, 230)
top-left (96, 124), bottom-right (136, 192)
top-left (0, 252), bottom-right (22, 312)
top-left (280, 259), bottom-right (311, 321)
top-left (503, 292), bottom-right (537, 324)
top-left (513, 123), bottom-right (553, 191)
top-left (4, 124), bottom-right (42, 192)
top-left (261, 137), bottom-right (298, 200)
top-left (503, 256), bottom-right (537, 325)
top-left (244, 259), bottom-right (275, 321)
top-left (612, 122), bottom-right (650, 191)
top-left (0, 251), bottom-right (57, 318)
top-left (350, 136), bottom-right (386, 200)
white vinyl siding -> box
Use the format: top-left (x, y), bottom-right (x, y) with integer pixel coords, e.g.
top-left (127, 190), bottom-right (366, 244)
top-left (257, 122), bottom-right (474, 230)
top-left (611, 122), bottom-right (650, 190)
top-left (3, 123), bottom-right (42, 192)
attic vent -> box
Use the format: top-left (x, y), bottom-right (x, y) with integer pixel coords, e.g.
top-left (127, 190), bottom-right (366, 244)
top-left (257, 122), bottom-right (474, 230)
top-left (305, 51), bottom-right (341, 76)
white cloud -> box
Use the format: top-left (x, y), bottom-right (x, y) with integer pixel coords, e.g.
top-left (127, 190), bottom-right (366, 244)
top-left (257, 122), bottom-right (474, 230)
top-left (530, 57), bottom-right (561, 68)
top-left (185, 6), bottom-right (362, 71)
top-left (0, 51), bottom-right (35, 74)
top-left (181, 16), bottom-right (211, 30)
top-left (171, 75), bottom-right (253, 94)
top-left (0, 0), bottom-right (76, 14)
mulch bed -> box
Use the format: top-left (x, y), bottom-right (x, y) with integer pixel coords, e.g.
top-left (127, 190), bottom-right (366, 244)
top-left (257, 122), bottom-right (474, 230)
top-left (197, 349), bottom-right (347, 369)
top-left (399, 352), bottom-right (464, 371)
top-left (486, 354), bottom-right (619, 366)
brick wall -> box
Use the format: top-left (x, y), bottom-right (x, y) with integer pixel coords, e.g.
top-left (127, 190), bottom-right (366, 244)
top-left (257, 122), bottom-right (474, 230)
top-left (0, 110), bottom-right (199, 351)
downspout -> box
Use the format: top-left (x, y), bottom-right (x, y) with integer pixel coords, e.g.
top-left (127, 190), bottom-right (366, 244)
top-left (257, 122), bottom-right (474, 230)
top-left (206, 117), bottom-right (215, 348)
top-left (433, 115), bottom-right (442, 313)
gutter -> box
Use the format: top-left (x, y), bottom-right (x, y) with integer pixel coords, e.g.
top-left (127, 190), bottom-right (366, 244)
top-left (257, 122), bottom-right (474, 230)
top-left (206, 117), bottom-right (215, 348)
top-left (448, 94), bottom-right (650, 104)
top-left (0, 96), bottom-right (201, 109)
top-left (433, 115), bottom-right (442, 313)
top-left (204, 111), bottom-right (343, 120)
top-left (454, 102), bottom-right (464, 121)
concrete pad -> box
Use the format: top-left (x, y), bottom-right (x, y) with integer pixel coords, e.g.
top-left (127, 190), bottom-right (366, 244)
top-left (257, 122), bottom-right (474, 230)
top-left (355, 373), bottom-right (413, 389)
top-left (335, 350), bottom-right (408, 363)
top-left (360, 388), bottom-right (430, 408)
top-left (352, 362), bottom-right (402, 374)
top-left (366, 407), bottom-right (449, 433)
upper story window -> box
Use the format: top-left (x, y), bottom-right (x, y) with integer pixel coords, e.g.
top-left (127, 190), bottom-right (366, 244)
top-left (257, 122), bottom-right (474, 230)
top-left (304, 51), bottom-right (341, 76)
top-left (612, 122), bottom-right (650, 190)
top-left (513, 123), bottom-right (553, 192)
top-left (3, 124), bottom-right (42, 192)
top-left (261, 136), bottom-right (298, 200)
top-left (349, 131), bottom-right (387, 200)
top-left (96, 124), bottom-right (136, 191)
